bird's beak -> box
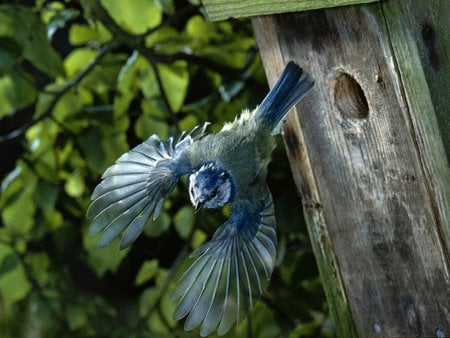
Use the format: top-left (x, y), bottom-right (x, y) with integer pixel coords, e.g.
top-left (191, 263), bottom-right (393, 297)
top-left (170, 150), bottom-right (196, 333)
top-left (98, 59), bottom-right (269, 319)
top-left (194, 201), bottom-right (203, 213)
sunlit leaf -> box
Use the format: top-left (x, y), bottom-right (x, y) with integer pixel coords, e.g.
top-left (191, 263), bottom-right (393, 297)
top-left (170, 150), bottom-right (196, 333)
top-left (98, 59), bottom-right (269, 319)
top-left (191, 229), bottom-right (207, 250)
top-left (174, 206), bottom-right (194, 239)
top-left (144, 26), bottom-right (188, 54)
top-left (114, 53), bottom-right (157, 117)
top-left (178, 114), bottom-right (198, 131)
top-left (69, 21), bottom-right (112, 45)
top-left (100, 0), bottom-right (162, 34)
top-left (158, 61), bottom-right (189, 112)
top-left (135, 259), bottom-right (159, 286)
top-left (64, 47), bottom-right (96, 79)
top-left (43, 209), bottom-right (64, 232)
top-left (53, 91), bottom-right (83, 122)
top-left (186, 15), bottom-right (218, 44)
top-left (64, 170), bottom-right (85, 198)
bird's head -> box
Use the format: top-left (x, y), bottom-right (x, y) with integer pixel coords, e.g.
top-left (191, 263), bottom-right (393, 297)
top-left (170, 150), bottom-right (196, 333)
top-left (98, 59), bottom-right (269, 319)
top-left (188, 162), bottom-right (235, 211)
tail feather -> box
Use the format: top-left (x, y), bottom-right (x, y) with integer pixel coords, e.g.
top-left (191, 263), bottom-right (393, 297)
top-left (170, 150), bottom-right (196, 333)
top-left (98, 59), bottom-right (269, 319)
top-left (256, 61), bottom-right (314, 129)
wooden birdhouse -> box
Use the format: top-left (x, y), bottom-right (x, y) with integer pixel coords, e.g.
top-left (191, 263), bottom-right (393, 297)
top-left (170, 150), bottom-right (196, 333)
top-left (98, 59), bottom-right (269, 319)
top-left (201, 1), bottom-right (450, 337)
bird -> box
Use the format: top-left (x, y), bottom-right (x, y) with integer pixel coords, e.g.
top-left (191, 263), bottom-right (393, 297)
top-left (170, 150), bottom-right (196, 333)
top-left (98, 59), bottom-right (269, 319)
top-left (87, 61), bottom-right (314, 336)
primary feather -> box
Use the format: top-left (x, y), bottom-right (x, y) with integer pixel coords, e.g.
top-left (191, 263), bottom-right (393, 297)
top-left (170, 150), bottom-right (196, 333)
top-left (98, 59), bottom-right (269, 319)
top-left (87, 61), bottom-right (314, 335)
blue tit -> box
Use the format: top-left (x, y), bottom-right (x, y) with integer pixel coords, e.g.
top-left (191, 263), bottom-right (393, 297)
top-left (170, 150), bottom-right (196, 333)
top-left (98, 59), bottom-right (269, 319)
top-left (87, 61), bottom-right (314, 336)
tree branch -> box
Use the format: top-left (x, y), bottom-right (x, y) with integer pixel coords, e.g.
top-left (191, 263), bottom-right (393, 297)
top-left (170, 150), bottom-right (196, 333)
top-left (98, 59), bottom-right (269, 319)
top-left (0, 43), bottom-right (111, 143)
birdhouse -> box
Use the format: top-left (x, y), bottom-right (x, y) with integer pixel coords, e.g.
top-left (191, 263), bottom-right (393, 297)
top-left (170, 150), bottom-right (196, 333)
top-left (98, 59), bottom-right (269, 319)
top-left (201, 0), bottom-right (450, 337)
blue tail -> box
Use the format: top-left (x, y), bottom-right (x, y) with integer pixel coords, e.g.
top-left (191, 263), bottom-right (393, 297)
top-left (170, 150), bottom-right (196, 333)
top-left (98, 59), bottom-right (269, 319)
top-left (256, 61), bottom-right (314, 129)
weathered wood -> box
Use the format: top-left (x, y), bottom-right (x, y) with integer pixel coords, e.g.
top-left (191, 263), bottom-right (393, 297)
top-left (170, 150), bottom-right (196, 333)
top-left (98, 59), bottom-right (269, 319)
top-left (202, 0), bottom-right (379, 21)
top-left (381, 0), bottom-right (450, 249)
top-left (253, 1), bottom-right (450, 337)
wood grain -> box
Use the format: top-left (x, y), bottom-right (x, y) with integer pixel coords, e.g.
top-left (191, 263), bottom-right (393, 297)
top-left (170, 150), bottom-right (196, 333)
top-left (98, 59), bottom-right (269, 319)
top-left (202, 0), bottom-right (379, 21)
top-left (253, 1), bottom-right (450, 337)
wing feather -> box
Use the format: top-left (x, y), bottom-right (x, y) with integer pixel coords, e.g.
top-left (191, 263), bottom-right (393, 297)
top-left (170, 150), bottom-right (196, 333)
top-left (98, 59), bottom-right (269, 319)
top-left (171, 187), bottom-right (276, 336)
top-left (87, 124), bottom-right (209, 249)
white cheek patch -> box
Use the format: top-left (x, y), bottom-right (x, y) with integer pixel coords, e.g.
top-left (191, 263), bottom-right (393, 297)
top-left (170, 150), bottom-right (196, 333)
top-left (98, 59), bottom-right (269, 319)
top-left (188, 174), bottom-right (197, 205)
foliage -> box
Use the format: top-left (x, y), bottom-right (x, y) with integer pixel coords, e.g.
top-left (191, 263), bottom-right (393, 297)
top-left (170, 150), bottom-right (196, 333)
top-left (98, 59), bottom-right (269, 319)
top-left (0, 0), bottom-right (334, 337)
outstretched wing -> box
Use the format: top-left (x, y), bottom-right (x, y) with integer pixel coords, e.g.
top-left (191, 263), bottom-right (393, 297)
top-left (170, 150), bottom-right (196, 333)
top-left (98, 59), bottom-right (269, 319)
top-left (87, 123), bottom-right (209, 249)
top-left (170, 186), bottom-right (277, 337)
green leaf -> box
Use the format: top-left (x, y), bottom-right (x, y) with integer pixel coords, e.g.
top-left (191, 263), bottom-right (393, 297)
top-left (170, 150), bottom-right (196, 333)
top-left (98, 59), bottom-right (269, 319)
top-left (24, 252), bottom-right (50, 285)
top-left (69, 22), bottom-right (112, 45)
top-left (2, 191), bottom-right (36, 236)
top-left (64, 47), bottom-right (96, 79)
top-left (0, 37), bottom-right (21, 72)
top-left (0, 4), bottom-right (63, 77)
top-left (26, 120), bottom-right (58, 158)
top-left (289, 321), bottom-right (321, 338)
top-left (159, 290), bottom-right (176, 328)
top-left (0, 72), bottom-right (37, 118)
top-left (191, 229), bottom-right (207, 250)
top-left (135, 259), bottom-right (159, 286)
top-left (64, 170), bottom-right (85, 198)
top-left (83, 226), bottom-right (129, 277)
top-left (178, 114), bottom-right (199, 131)
top-left (43, 209), bottom-right (64, 232)
top-left (158, 61), bottom-right (189, 112)
top-left (100, 0), bottom-right (162, 34)
top-left (144, 26), bottom-right (188, 54)
top-left (1, 165), bottom-right (22, 195)
top-left (1, 163), bottom-right (37, 238)
top-left (174, 206), bottom-right (194, 239)
top-left (115, 53), bottom-right (157, 117)
top-left (0, 244), bottom-right (32, 309)
top-left (66, 304), bottom-right (88, 331)
top-left (139, 287), bottom-right (159, 317)
top-left (53, 90), bottom-right (83, 122)
top-left (146, 310), bottom-right (171, 335)
top-left (79, 127), bottom-right (106, 173)
top-left (135, 114), bottom-right (169, 140)
top-left (186, 15), bottom-right (218, 44)
top-left (143, 210), bottom-right (171, 237)
top-left (0, 253), bottom-right (19, 276)
top-left (34, 181), bottom-right (59, 210)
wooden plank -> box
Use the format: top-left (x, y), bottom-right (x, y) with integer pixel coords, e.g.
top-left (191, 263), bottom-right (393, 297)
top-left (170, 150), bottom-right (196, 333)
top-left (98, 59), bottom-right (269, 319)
top-left (202, 0), bottom-right (379, 21)
top-left (253, 1), bottom-right (450, 337)
top-left (251, 16), bottom-right (359, 338)
top-left (380, 0), bottom-right (450, 250)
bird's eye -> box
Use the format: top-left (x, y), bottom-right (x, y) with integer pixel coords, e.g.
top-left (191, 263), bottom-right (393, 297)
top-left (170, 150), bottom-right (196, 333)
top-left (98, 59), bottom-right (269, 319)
top-left (209, 187), bottom-right (219, 200)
